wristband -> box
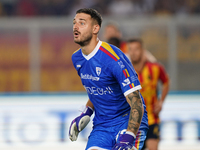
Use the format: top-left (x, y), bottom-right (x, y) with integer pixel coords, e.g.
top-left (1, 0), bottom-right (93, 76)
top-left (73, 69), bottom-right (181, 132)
top-left (119, 131), bottom-right (136, 143)
top-left (126, 131), bottom-right (136, 139)
top-left (82, 106), bottom-right (93, 117)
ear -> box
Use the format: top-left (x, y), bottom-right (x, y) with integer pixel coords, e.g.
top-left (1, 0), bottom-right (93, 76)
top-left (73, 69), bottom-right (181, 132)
top-left (93, 24), bottom-right (100, 34)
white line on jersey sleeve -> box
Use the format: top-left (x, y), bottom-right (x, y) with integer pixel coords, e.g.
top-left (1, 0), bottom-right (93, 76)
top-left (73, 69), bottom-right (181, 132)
top-left (124, 85), bottom-right (142, 97)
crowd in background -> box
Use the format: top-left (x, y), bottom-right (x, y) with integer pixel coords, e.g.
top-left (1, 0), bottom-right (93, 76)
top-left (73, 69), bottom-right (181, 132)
top-left (0, 0), bottom-right (200, 17)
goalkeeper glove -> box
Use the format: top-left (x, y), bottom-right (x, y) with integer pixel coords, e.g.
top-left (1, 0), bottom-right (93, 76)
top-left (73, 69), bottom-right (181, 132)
top-left (112, 131), bottom-right (136, 150)
top-left (69, 106), bottom-right (93, 141)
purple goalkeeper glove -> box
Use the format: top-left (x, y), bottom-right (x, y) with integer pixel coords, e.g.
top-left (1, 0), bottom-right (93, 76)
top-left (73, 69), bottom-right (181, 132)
top-left (69, 106), bottom-right (93, 141)
top-left (112, 131), bottom-right (136, 150)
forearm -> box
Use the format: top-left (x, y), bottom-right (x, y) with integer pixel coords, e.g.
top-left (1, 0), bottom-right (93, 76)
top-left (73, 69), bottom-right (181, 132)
top-left (126, 90), bottom-right (143, 135)
top-left (86, 99), bottom-right (94, 110)
top-left (160, 82), bottom-right (170, 102)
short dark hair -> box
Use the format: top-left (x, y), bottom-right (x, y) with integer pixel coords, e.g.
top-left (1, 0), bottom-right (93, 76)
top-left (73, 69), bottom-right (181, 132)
top-left (108, 37), bottom-right (121, 48)
top-left (76, 8), bottom-right (103, 27)
top-left (127, 38), bottom-right (143, 47)
top-left (105, 21), bottom-right (120, 31)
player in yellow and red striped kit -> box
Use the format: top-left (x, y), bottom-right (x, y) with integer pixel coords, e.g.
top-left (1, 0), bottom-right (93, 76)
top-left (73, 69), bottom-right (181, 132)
top-left (127, 38), bottom-right (170, 150)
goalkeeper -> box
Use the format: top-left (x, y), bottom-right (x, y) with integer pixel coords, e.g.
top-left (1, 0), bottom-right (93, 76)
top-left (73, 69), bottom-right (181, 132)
top-left (69, 8), bottom-right (148, 150)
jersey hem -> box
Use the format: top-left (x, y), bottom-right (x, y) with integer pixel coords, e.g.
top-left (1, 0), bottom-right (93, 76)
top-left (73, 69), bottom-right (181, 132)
top-left (124, 85), bottom-right (142, 96)
top-left (87, 146), bottom-right (109, 150)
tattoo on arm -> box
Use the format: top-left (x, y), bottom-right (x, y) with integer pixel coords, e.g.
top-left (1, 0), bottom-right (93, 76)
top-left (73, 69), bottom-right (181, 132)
top-left (127, 90), bottom-right (143, 134)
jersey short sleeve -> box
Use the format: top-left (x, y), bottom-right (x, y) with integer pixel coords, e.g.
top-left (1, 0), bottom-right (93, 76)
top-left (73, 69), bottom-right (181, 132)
top-left (158, 63), bottom-right (169, 84)
top-left (109, 50), bottom-right (142, 96)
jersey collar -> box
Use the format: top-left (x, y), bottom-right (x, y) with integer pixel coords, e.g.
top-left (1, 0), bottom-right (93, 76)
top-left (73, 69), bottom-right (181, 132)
top-left (82, 40), bottom-right (102, 60)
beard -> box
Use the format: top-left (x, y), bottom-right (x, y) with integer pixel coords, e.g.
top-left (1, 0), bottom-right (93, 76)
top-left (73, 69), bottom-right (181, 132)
top-left (74, 32), bottom-right (92, 47)
top-left (131, 55), bottom-right (142, 64)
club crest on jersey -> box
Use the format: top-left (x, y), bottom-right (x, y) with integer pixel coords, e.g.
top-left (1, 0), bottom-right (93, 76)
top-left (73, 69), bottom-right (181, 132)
top-left (76, 64), bottom-right (81, 68)
top-left (96, 67), bottom-right (101, 76)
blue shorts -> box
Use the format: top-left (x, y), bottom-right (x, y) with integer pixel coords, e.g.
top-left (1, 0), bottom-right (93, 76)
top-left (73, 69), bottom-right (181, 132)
top-left (85, 121), bottom-right (148, 150)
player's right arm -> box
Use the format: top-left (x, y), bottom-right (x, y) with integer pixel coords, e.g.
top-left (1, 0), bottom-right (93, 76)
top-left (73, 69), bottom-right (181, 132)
top-left (69, 99), bottom-right (94, 141)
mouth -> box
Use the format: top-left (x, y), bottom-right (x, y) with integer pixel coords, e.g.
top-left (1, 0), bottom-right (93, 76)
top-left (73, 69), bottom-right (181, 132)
top-left (74, 31), bottom-right (80, 38)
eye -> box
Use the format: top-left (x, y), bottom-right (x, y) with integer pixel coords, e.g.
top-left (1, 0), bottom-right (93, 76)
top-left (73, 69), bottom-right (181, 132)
top-left (80, 22), bottom-right (85, 25)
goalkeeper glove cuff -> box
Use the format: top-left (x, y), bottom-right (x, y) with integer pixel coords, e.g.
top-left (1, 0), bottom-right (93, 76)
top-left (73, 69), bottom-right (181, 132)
top-left (118, 131), bottom-right (136, 143)
top-left (112, 131), bottom-right (136, 150)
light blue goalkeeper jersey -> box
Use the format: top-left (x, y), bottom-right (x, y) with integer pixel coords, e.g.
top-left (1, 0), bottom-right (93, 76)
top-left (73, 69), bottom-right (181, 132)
top-left (72, 40), bottom-right (148, 129)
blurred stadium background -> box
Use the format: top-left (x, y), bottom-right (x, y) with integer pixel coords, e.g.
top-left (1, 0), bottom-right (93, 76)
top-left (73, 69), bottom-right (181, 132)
top-left (0, 0), bottom-right (200, 150)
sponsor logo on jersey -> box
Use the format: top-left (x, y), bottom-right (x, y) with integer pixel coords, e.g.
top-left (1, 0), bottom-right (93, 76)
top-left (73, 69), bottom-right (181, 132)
top-left (84, 86), bottom-right (113, 95)
top-left (122, 78), bottom-right (131, 87)
top-left (81, 73), bottom-right (99, 81)
top-left (96, 67), bottom-right (101, 76)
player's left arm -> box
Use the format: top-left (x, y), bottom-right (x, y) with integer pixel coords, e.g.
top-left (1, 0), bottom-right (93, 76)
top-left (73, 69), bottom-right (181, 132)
top-left (110, 50), bottom-right (144, 149)
top-left (125, 90), bottom-right (144, 136)
top-left (154, 64), bottom-right (170, 114)
top-left (112, 90), bottom-right (143, 150)
top-left (154, 81), bottom-right (170, 115)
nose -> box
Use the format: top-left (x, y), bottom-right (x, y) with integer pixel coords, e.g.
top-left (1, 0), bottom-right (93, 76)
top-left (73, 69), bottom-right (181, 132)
top-left (73, 22), bottom-right (78, 30)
